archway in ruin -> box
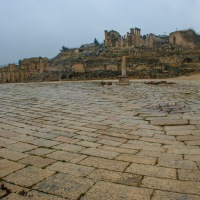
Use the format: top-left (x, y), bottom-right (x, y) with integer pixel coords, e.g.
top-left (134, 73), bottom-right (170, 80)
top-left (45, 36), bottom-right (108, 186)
top-left (183, 58), bottom-right (193, 63)
top-left (61, 74), bottom-right (67, 80)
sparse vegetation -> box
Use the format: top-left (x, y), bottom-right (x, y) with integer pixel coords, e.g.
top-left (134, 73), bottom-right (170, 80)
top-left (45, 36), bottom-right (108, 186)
top-left (60, 46), bottom-right (69, 52)
top-left (94, 38), bottom-right (100, 46)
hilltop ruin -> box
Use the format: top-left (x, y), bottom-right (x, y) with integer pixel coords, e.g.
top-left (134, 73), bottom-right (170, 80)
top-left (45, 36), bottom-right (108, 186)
top-left (1, 28), bottom-right (200, 83)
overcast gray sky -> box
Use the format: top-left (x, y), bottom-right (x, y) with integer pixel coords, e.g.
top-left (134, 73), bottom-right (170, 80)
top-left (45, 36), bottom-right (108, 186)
top-left (0, 0), bottom-right (200, 65)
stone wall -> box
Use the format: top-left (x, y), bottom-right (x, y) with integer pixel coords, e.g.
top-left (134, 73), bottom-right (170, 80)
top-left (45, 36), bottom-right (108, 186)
top-left (0, 57), bottom-right (48, 83)
top-left (169, 29), bottom-right (200, 49)
top-left (72, 63), bottom-right (85, 73)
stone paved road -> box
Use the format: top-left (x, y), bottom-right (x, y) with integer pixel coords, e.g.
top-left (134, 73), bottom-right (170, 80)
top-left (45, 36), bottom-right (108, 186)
top-left (0, 80), bottom-right (200, 200)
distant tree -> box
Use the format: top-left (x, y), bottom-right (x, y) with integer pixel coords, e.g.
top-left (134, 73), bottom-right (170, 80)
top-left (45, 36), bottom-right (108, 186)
top-left (18, 59), bottom-right (22, 65)
top-left (60, 46), bottom-right (68, 52)
top-left (94, 38), bottom-right (100, 46)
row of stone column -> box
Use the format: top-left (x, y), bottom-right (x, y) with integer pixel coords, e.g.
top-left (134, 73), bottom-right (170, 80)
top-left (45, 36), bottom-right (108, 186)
top-left (0, 70), bottom-right (27, 83)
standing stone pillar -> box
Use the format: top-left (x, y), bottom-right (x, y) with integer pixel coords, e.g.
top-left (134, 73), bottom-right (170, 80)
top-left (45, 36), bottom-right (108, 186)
top-left (118, 56), bottom-right (130, 85)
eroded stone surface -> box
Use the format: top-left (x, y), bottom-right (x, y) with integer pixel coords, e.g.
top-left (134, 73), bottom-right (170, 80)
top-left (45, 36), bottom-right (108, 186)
top-left (87, 169), bottom-right (142, 186)
top-left (33, 173), bottom-right (94, 199)
top-left (83, 181), bottom-right (153, 200)
top-left (47, 161), bottom-right (94, 176)
top-left (3, 166), bottom-right (55, 187)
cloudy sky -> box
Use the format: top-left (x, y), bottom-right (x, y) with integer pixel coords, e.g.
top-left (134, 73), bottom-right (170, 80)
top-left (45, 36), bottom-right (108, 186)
top-left (0, 0), bottom-right (200, 65)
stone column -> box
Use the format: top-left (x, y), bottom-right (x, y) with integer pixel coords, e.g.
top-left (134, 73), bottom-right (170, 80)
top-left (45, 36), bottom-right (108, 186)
top-left (104, 30), bottom-right (109, 46)
top-left (118, 56), bottom-right (130, 85)
top-left (149, 34), bottom-right (154, 48)
top-left (121, 56), bottom-right (127, 77)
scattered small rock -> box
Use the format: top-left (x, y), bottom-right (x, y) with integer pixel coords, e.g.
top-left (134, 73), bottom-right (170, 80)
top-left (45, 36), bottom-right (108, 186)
top-left (144, 81), bottom-right (175, 85)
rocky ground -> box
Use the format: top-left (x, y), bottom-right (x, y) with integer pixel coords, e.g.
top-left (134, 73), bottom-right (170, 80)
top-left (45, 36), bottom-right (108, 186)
top-left (0, 76), bottom-right (200, 199)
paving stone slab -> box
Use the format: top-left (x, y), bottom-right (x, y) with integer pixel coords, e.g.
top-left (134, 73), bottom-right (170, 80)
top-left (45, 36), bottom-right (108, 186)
top-left (150, 119), bottom-right (188, 126)
top-left (2, 191), bottom-right (66, 200)
top-left (6, 142), bottom-right (38, 152)
top-left (152, 190), bottom-right (200, 200)
top-left (0, 129), bottom-right (19, 138)
top-left (79, 156), bottom-right (129, 172)
top-left (164, 125), bottom-right (197, 131)
top-left (142, 177), bottom-right (200, 195)
top-left (97, 139), bottom-right (122, 147)
top-left (157, 157), bottom-right (198, 170)
top-left (47, 161), bottom-right (94, 176)
top-left (100, 145), bottom-right (139, 154)
top-left (53, 136), bottom-right (80, 144)
top-left (83, 181), bottom-right (153, 200)
top-left (53, 143), bottom-right (85, 152)
top-left (1, 181), bottom-right (29, 194)
top-left (18, 155), bottom-right (56, 168)
top-left (87, 169), bottom-right (142, 186)
top-left (116, 154), bottom-right (157, 165)
top-left (0, 137), bottom-right (17, 147)
top-left (184, 155), bottom-right (200, 162)
top-left (29, 138), bottom-right (60, 147)
top-left (98, 135), bottom-right (128, 143)
top-left (27, 147), bottom-right (55, 156)
top-left (0, 148), bottom-right (28, 161)
top-left (178, 169), bottom-right (200, 181)
top-left (80, 147), bottom-right (119, 159)
top-left (126, 163), bottom-right (176, 179)
top-left (0, 159), bottom-right (25, 177)
top-left (46, 150), bottom-right (81, 162)
top-left (33, 173), bottom-right (94, 200)
top-left (76, 141), bottom-right (101, 148)
top-left (3, 166), bottom-right (55, 187)
top-left (167, 148), bottom-right (200, 155)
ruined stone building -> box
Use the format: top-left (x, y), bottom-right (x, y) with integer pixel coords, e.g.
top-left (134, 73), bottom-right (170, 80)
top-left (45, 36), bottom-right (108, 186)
top-left (105, 28), bottom-right (168, 48)
top-left (0, 57), bottom-right (48, 83)
top-left (169, 29), bottom-right (200, 49)
top-left (105, 28), bottom-right (200, 49)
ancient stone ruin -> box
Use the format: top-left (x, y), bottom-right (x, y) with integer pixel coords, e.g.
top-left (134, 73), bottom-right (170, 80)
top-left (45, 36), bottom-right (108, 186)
top-left (1, 28), bottom-right (200, 83)
top-left (105, 28), bottom-right (200, 49)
